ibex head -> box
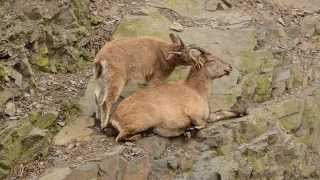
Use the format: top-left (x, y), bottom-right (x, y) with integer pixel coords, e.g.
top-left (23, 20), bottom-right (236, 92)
top-left (185, 44), bottom-right (232, 78)
top-left (166, 34), bottom-right (208, 69)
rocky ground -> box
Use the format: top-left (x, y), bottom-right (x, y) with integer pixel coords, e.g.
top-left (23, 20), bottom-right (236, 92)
top-left (1, 0), bottom-right (320, 179)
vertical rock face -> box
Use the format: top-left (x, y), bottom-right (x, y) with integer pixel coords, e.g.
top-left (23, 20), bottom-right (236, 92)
top-left (111, 0), bottom-right (318, 111)
top-left (0, 0), bottom-right (92, 74)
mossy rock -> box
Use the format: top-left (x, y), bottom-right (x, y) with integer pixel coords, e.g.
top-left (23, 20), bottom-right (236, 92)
top-left (164, 0), bottom-right (202, 17)
top-left (29, 111), bottom-right (58, 129)
top-left (89, 15), bottom-right (104, 26)
top-left (253, 74), bottom-right (273, 102)
top-left (113, 8), bottom-right (171, 40)
top-left (288, 64), bottom-right (304, 89)
top-left (279, 114), bottom-right (303, 133)
top-left (0, 159), bottom-right (11, 177)
top-left (60, 100), bottom-right (82, 123)
top-left (240, 50), bottom-right (277, 102)
top-left (33, 43), bottom-right (51, 72)
top-left (20, 128), bottom-right (49, 160)
top-left (269, 98), bottom-right (303, 119)
top-left (0, 120), bottom-right (33, 178)
top-left (240, 51), bottom-right (261, 74)
top-left (299, 91), bottom-right (320, 151)
top-left (0, 111), bottom-right (58, 178)
top-left (236, 113), bottom-right (269, 143)
top-left (0, 64), bottom-right (7, 81)
top-left (71, 0), bottom-right (90, 28)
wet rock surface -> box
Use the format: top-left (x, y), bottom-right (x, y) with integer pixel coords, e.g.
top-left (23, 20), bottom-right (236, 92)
top-left (1, 0), bottom-right (320, 179)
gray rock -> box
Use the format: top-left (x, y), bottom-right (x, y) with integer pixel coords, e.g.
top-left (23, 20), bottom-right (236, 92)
top-left (21, 128), bottom-right (49, 159)
top-left (149, 159), bottom-right (172, 180)
top-left (64, 163), bottom-right (98, 180)
top-left (273, 0), bottom-right (320, 13)
top-left (315, 21), bottom-right (320, 35)
top-left (7, 67), bottom-right (23, 87)
top-left (137, 136), bottom-right (169, 159)
top-left (204, 0), bottom-right (220, 11)
top-left (301, 15), bottom-right (320, 37)
top-left (170, 22), bottom-right (184, 32)
top-left (39, 167), bottom-right (72, 180)
top-left (167, 157), bottom-right (179, 170)
top-left (0, 88), bottom-right (18, 105)
top-left (4, 102), bottom-right (16, 116)
top-left (98, 146), bottom-right (127, 180)
top-left (98, 145), bottom-right (151, 180)
top-left (189, 155), bottom-right (238, 180)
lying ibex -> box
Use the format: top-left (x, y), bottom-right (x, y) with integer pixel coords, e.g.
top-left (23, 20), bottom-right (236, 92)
top-left (110, 46), bottom-right (232, 142)
top-left (93, 34), bottom-right (204, 130)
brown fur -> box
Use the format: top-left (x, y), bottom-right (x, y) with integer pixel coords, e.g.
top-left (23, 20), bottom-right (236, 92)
top-left (110, 51), bottom-right (233, 142)
top-left (93, 34), bottom-right (199, 130)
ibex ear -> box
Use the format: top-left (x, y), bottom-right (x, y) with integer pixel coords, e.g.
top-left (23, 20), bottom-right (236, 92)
top-left (169, 33), bottom-right (185, 49)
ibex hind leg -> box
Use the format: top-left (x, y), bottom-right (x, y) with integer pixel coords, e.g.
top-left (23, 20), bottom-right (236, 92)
top-left (115, 129), bottom-right (130, 142)
top-left (101, 77), bottom-right (126, 130)
top-left (153, 128), bottom-right (185, 137)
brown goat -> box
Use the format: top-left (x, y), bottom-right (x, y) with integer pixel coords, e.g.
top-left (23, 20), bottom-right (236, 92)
top-left (110, 48), bottom-right (232, 142)
top-left (93, 34), bottom-right (204, 130)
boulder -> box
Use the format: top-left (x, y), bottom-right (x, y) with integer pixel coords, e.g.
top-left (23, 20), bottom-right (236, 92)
top-left (39, 167), bottom-right (72, 180)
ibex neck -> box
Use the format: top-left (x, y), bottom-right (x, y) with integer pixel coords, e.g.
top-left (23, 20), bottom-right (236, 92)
top-left (186, 68), bottom-right (211, 99)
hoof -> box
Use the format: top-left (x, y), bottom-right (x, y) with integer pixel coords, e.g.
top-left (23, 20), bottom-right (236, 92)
top-left (194, 125), bottom-right (206, 130)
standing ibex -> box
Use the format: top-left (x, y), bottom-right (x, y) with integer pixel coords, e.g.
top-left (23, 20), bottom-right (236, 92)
top-left (110, 46), bottom-right (232, 142)
top-left (94, 34), bottom-right (203, 130)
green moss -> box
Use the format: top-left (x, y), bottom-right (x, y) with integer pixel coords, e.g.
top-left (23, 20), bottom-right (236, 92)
top-left (0, 121), bottom-right (34, 178)
top-left (164, 0), bottom-right (201, 16)
top-left (240, 50), bottom-right (276, 102)
top-left (60, 100), bottom-right (81, 123)
top-left (237, 111), bottom-right (269, 143)
top-left (254, 74), bottom-right (272, 102)
top-left (289, 64), bottom-right (304, 88)
top-left (21, 133), bottom-right (49, 160)
top-left (240, 51), bottom-right (261, 74)
top-left (29, 111), bottom-right (58, 129)
top-left (279, 114), bottom-right (302, 133)
top-left (113, 12), bottom-right (171, 40)
top-left (34, 43), bottom-right (50, 72)
top-left (0, 64), bottom-right (7, 80)
top-left (241, 73), bottom-right (256, 100)
top-left (89, 15), bottom-right (103, 25)
top-left (0, 111), bottom-right (59, 178)
top-left (71, 0), bottom-right (90, 27)
top-left (270, 98), bottom-right (302, 119)
top-left (35, 56), bottom-right (49, 70)
top-left (225, 94), bottom-right (237, 105)
top-left (0, 160), bottom-right (11, 177)
top-left (15, 120), bottom-right (33, 137)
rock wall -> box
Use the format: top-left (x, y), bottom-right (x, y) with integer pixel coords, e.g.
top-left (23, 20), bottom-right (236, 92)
top-left (0, 0), bottom-right (93, 76)
top-left (0, 0), bottom-right (92, 177)
top-left (38, 86), bottom-right (320, 180)
top-left (114, 0), bottom-right (320, 112)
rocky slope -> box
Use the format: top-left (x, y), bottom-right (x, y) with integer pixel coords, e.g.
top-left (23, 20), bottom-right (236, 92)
top-left (1, 0), bottom-right (320, 179)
